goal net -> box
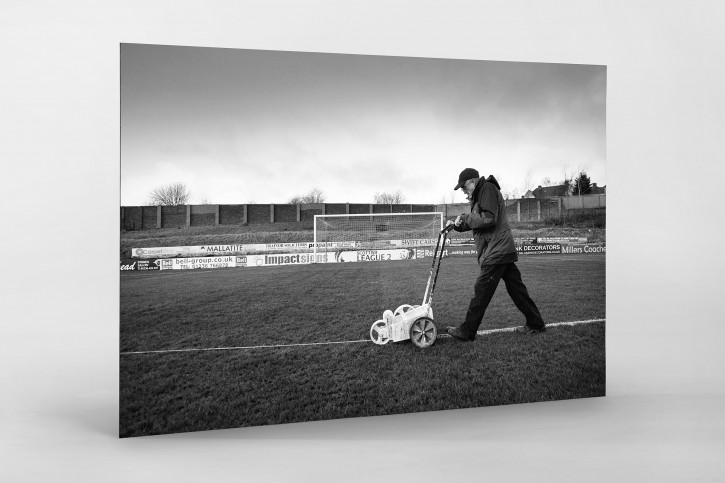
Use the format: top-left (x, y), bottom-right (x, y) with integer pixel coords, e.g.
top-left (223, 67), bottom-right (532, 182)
top-left (313, 212), bottom-right (443, 262)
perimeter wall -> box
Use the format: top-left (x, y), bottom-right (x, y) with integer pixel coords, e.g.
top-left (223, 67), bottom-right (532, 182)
top-left (121, 195), bottom-right (605, 231)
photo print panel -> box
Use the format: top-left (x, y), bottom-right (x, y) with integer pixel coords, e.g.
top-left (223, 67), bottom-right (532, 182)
top-left (120, 44), bottom-right (606, 437)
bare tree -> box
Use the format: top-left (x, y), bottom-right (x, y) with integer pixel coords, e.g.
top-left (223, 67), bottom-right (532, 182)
top-left (305, 188), bottom-right (325, 203)
top-left (196, 193), bottom-right (212, 205)
top-left (439, 191), bottom-right (456, 205)
top-left (557, 166), bottom-right (575, 196)
top-left (523, 169), bottom-right (533, 194)
top-left (374, 190), bottom-right (406, 204)
top-left (498, 177), bottom-right (516, 200)
top-left (560, 177), bottom-right (574, 196)
top-left (148, 182), bottom-right (191, 206)
top-left (288, 188), bottom-right (326, 204)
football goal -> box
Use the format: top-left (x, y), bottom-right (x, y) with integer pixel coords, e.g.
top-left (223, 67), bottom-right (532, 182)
top-left (313, 212), bottom-right (444, 262)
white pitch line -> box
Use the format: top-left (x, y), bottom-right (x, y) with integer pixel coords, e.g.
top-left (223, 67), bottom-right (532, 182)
top-left (467, 318), bottom-right (606, 337)
top-left (120, 318), bottom-right (605, 355)
top-left (121, 339), bottom-right (371, 355)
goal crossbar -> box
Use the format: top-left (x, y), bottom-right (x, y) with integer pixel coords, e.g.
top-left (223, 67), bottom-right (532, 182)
top-left (313, 212), bottom-right (444, 262)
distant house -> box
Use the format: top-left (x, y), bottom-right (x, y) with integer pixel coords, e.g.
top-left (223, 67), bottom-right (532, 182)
top-left (589, 183), bottom-right (606, 195)
top-left (523, 190), bottom-right (536, 198)
top-left (532, 184), bottom-right (571, 199)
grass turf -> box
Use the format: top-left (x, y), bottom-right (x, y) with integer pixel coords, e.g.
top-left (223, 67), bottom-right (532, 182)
top-left (120, 254), bottom-right (605, 437)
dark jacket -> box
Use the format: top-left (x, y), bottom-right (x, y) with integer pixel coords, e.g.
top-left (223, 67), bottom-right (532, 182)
top-left (454, 175), bottom-right (518, 266)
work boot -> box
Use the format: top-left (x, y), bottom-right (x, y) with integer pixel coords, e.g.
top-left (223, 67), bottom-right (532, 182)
top-left (446, 326), bottom-right (475, 341)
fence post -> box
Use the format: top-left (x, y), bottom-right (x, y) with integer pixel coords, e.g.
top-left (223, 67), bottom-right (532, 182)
top-left (243, 204), bottom-right (248, 224)
top-left (517, 201), bottom-right (521, 223)
top-left (296, 204), bottom-right (301, 222)
top-left (156, 206), bottom-right (161, 229)
top-left (270, 204), bottom-right (275, 223)
top-left (346, 202), bottom-right (349, 214)
top-left (215, 205), bottom-right (220, 225)
top-left (186, 205), bottom-right (190, 227)
top-left (558, 197), bottom-right (563, 223)
top-left (537, 200), bottom-right (541, 222)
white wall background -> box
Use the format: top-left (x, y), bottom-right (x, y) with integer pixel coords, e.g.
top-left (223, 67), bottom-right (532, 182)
top-left (2, 1), bottom-right (724, 481)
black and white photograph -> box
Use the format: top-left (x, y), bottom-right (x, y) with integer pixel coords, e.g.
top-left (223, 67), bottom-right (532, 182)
top-left (4, 1), bottom-right (725, 481)
top-left (120, 45), bottom-right (606, 437)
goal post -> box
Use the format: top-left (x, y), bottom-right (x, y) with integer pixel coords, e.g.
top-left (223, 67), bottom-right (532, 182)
top-left (313, 212), bottom-right (444, 262)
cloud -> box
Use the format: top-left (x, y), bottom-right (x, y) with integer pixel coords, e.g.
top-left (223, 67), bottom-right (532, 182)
top-left (121, 46), bottom-right (606, 206)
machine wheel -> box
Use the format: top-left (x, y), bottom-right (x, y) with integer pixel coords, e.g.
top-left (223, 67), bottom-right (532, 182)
top-left (409, 317), bottom-right (437, 348)
top-left (370, 320), bottom-right (390, 345)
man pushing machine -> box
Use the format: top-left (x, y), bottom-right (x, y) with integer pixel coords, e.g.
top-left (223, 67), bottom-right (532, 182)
top-left (446, 168), bottom-right (546, 342)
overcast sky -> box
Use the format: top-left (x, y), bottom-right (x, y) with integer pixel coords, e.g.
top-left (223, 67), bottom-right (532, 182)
top-left (121, 44), bottom-right (606, 206)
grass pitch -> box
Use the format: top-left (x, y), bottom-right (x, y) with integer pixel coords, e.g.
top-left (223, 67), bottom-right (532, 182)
top-left (120, 254), bottom-right (605, 437)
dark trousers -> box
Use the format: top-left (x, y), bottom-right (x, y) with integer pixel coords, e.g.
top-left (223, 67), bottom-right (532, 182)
top-left (461, 262), bottom-right (545, 336)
